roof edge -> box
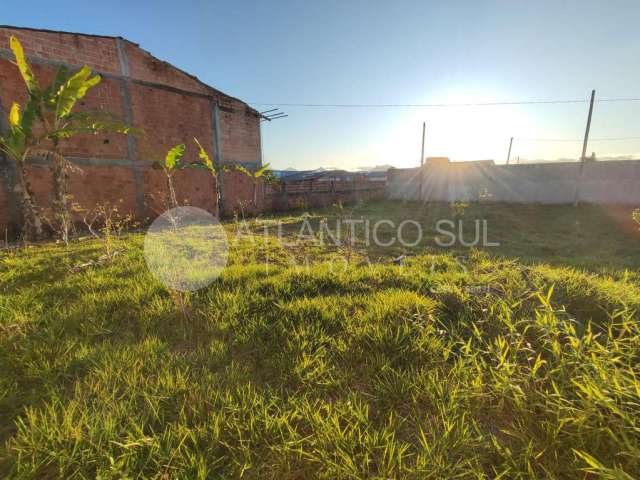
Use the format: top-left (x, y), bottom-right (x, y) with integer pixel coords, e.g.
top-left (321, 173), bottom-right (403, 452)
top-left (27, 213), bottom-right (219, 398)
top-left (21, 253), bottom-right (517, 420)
top-left (0, 24), bottom-right (135, 44)
top-left (0, 25), bottom-right (257, 114)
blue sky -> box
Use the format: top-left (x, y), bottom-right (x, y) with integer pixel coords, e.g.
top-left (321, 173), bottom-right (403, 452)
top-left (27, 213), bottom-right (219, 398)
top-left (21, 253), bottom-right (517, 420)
top-left (4, 0), bottom-right (640, 169)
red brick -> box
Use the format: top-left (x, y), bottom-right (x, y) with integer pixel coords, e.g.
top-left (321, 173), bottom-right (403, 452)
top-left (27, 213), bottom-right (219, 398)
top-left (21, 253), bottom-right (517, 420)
top-left (0, 27), bottom-right (263, 234)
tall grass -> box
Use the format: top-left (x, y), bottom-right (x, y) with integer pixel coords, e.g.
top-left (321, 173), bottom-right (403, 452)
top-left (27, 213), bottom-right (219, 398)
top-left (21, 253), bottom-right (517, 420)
top-left (1, 202), bottom-right (639, 478)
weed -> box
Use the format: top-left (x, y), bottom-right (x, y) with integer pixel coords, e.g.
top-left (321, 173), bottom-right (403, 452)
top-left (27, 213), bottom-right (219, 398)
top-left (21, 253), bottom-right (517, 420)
top-left (1, 201), bottom-right (639, 478)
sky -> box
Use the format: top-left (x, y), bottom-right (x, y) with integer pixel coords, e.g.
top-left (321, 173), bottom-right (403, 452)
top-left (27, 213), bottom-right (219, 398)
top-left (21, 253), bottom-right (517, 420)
top-left (3, 0), bottom-right (640, 170)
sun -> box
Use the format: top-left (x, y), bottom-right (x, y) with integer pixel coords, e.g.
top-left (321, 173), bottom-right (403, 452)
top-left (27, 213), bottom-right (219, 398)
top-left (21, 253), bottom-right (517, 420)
top-left (368, 91), bottom-right (537, 168)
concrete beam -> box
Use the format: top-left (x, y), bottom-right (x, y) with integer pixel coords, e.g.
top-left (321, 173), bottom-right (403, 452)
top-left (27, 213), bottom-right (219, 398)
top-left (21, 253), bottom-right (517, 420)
top-left (26, 155), bottom-right (256, 168)
top-left (116, 38), bottom-right (145, 217)
top-left (26, 155), bottom-right (155, 167)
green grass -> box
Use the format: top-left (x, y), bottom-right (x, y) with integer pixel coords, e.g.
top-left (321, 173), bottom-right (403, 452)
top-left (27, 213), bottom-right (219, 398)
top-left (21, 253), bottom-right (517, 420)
top-left (1, 200), bottom-right (639, 478)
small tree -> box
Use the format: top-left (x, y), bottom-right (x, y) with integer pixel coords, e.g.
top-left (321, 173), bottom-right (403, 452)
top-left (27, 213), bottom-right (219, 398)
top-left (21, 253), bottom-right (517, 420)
top-left (153, 138), bottom-right (218, 214)
top-left (154, 144), bottom-right (186, 210)
top-left (5, 36), bottom-right (131, 242)
top-left (193, 137), bottom-right (219, 217)
top-left (234, 163), bottom-right (274, 211)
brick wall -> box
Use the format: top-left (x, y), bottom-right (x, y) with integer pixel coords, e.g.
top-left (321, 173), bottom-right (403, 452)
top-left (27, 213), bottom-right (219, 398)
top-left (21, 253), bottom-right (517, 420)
top-left (265, 178), bottom-right (386, 212)
top-left (221, 170), bottom-right (265, 217)
top-left (218, 98), bottom-right (262, 163)
top-left (0, 27), bottom-right (120, 74)
top-left (0, 26), bottom-right (262, 237)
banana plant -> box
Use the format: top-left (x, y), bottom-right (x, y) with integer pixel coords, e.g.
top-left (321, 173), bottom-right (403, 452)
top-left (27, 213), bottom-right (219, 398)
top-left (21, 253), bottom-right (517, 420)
top-left (153, 144), bottom-right (187, 210)
top-left (6, 36), bottom-right (131, 242)
top-left (153, 138), bottom-right (219, 215)
top-left (0, 100), bottom-right (44, 239)
top-left (193, 137), bottom-right (219, 217)
top-left (233, 163), bottom-right (275, 211)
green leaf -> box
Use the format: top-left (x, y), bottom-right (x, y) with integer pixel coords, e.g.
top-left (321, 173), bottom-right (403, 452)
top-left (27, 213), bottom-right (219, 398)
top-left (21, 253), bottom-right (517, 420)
top-left (54, 66), bottom-right (102, 119)
top-left (67, 111), bottom-right (136, 134)
top-left (573, 449), bottom-right (604, 471)
top-left (165, 144), bottom-right (186, 170)
top-left (0, 125), bottom-right (26, 162)
top-left (48, 111), bottom-right (133, 140)
top-left (9, 36), bottom-right (39, 94)
top-left (254, 163), bottom-right (272, 178)
top-left (186, 162), bottom-right (208, 170)
top-left (1, 100), bottom-right (36, 162)
top-left (20, 99), bottom-right (37, 138)
top-left (0, 134), bottom-right (20, 161)
top-left (9, 103), bottom-right (20, 127)
top-left (43, 66), bottom-right (70, 107)
top-left (193, 137), bottom-right (215, 173)
top-left (234, 164), bottom-right (251, 177)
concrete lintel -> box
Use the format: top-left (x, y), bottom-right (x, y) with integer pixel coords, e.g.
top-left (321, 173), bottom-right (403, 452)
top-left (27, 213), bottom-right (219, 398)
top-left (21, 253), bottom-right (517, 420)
top-left (26, 155), bottom-right (259, 169)
top-left (27, 156), bottom-right (155, 167)
top-left (219, 159), bottom-right (262, 169)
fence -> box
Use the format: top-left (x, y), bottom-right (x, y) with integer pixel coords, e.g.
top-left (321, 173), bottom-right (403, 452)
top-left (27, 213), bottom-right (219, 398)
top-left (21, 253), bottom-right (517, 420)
top-left (265, 175), bottom-right (386, 211)
top-left (387, 158), bottom-right (640, 205)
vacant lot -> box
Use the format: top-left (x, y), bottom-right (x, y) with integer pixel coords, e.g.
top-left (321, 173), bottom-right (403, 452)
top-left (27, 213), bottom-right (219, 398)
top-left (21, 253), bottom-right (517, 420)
top-left (1, 201), bottom-right (639, 478)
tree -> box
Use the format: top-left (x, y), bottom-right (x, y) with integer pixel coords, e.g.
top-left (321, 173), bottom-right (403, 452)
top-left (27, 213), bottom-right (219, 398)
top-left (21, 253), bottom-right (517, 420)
top-left (233, 163), bottom-right (275, 211)
top-left (3, 36), bottom-right (131, 242)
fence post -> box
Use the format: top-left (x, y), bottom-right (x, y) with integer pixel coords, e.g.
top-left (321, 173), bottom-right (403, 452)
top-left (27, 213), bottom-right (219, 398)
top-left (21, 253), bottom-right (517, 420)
top-left (419, 122), bottom-right (426, 201)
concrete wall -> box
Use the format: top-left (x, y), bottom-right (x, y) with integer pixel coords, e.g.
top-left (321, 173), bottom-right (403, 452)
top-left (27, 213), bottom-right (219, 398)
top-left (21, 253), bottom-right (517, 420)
top-left (387, 159), bottom-right (640, 205)
top-left (0, 26), bottom-right (262, 236)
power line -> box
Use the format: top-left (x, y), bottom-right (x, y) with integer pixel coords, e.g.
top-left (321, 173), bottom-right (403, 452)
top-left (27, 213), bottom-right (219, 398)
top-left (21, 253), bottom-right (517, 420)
top-left (517, 136), bottom-right (640, 142)
top-left (249, 97), bottom-right (640, 108)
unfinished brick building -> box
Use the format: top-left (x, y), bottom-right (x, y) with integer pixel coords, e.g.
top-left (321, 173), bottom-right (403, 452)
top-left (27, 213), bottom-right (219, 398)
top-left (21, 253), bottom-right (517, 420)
top-left (0, 25), bottom-right (264, 236)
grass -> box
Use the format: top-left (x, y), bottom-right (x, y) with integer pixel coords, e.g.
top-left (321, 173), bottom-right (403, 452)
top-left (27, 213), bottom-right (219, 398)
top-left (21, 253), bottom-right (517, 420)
top-left (1, 200), bottom-right (639, 478)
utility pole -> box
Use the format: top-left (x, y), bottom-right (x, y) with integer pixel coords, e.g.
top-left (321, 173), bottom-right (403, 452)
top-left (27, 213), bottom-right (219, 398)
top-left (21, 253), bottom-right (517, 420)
top-left (419, 122), bottom-right (426, 201)
top-left (574, 89), bottom-right (595, 206)
top-left (506, 137), bottom-right (513, 165)
top-left (420, 122), bottom-right (426, 166)
top-left (580, 90), bottom-right (596, 163)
